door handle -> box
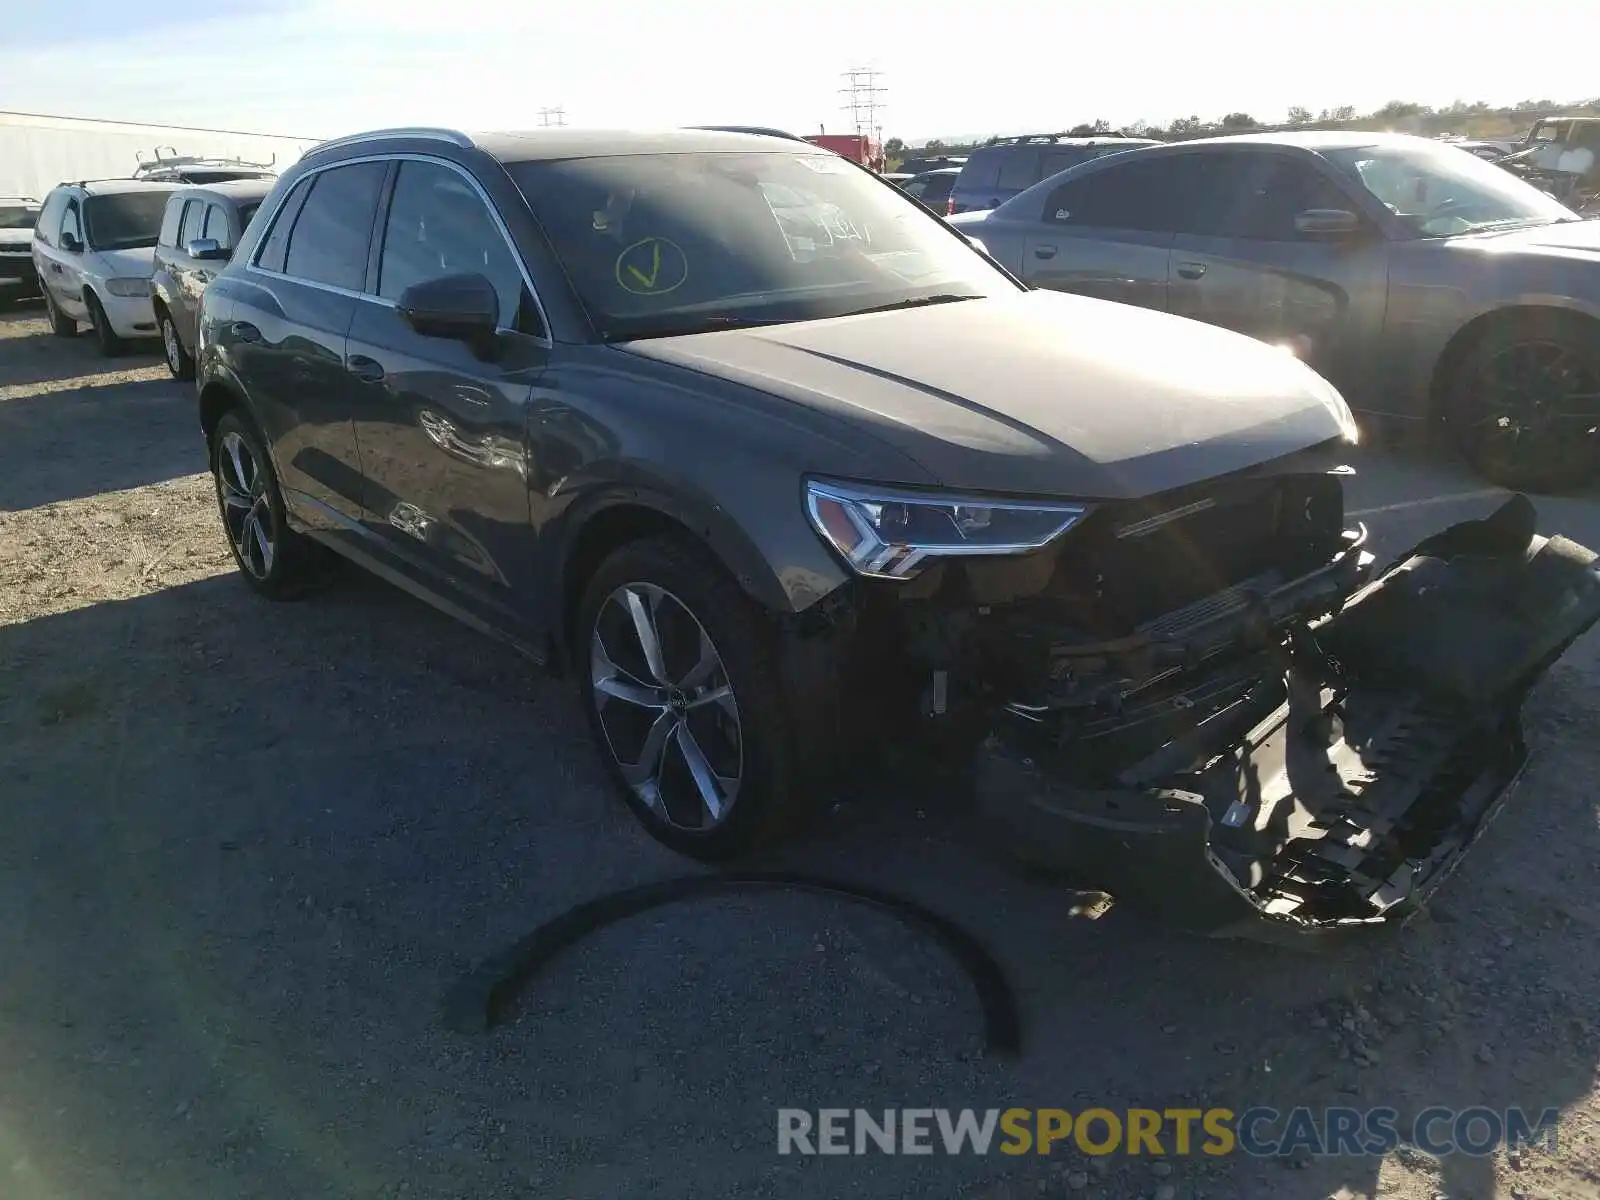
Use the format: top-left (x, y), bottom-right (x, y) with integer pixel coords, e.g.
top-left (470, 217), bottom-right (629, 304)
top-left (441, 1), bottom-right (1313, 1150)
top-left (346, 354), bottom-right (385, 383)
top-left (1176, 261), bottom-right (1207, 280)
top-left (1033, 244), bottom-right (1058, 260)
top-left (50, 263), bottom-right (63, 274)
top-left (230, 321), bottom-right (262, 343)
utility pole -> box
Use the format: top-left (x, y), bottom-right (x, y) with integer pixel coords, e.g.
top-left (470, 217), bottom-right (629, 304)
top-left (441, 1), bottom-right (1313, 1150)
top-left (537, 106), bottom-right (567, 127)
top-left (838, 67), bottom-right (887, 142)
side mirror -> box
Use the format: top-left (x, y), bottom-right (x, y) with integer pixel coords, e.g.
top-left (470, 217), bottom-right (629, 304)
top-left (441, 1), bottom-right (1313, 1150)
top-left (60, 232), bottom-right (83, 253)
top-left (397, 273), bottom-right (499, 350)
top-left (185, 237), bottom-right (229, 261)
top-left (1294, 208), bottom-right (1362, 238)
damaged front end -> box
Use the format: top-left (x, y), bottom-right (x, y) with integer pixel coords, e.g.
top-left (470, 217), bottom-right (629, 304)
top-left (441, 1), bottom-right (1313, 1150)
top-left (839, 468), bottom-right (1600, 939)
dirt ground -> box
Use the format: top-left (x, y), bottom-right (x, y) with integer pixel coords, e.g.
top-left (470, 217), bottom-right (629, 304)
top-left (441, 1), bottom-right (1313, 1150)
top-left (3, 300), bottom-right (1599, 1200)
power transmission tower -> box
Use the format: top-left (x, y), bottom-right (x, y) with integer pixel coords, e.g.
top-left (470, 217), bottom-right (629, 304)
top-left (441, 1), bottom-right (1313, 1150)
top-left (838, 67), bottom-right (887, 140)
top-left (537, 106), bottom-right (567, 127)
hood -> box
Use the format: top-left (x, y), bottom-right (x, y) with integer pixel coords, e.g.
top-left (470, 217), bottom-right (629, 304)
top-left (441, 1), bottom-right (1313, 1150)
top-left (1456, 218), bottom-right (1600, 262)
top-left (617, 290), bottom-right (1357, 500)
top-left (89, 246), bottom-right (157, 276)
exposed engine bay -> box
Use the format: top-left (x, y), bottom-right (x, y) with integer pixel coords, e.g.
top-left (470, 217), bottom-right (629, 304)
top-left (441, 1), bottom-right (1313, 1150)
top-left (831, 464), bottom-right (1600, 938)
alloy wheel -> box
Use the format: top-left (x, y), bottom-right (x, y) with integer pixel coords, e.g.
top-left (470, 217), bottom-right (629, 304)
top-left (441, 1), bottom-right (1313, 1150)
top-left (1470, 339), bottom-right (1600, 478)
top-left (589, 582), bottom-right (743, 831)
top-left (216, 431), bottom-right (276, 580)
top-left (162, 317), bottom-right (182, 374)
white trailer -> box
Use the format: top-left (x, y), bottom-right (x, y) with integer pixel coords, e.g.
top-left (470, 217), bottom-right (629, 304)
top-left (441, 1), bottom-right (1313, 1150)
top-left (0, 110), bottom-right (322, 200)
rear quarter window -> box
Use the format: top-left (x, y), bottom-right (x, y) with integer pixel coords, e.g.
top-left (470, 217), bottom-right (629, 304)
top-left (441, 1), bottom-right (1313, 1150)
top-left (958, 150), bottom-right (1003, 190)
top-left (995, 149), bottom-right (1041, 191)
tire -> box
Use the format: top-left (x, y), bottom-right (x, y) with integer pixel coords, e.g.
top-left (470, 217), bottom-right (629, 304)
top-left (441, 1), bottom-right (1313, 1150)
top-left (43, 288), bottom-right (77, 337)
top-left (209, 410), bottom-right (318, 599)
top-left (84, 291), bottom-right (126, 358)
top-left (1448, 311), bottom-right (1600, 493)
top-left (159, 307), bottom-right (195, 381)
top-left (576, 535), bottom-right (812, 860)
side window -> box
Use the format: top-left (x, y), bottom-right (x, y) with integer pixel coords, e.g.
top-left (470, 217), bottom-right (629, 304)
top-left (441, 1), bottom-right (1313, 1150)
top-left (60, 200), bottom-right (82, 246)
top-left (178, 199), bottom-right (207, 248)
top-left (158, 197), bottom-right (184, 247)
top-left (376, 160), bottom-right (541, 335)
top-left (960, 151), bottom-right (1002, 190)
top-left (35, 192), bottom-right (66, 246)
top-left (1043, 157), bottom-right (1203, 233)
top-left (1197, 156), bottom-right (1356, 241)
top-left (203, 203), bottom-right (232, 248)
top-left (254, 176), bottom-right (313, 273)
top-left (282, 161), bottom-right (388, 290)
top-left (902, 177), bottom-right (927, 198)
top-left (1040, 148), bottom-right (1089, 180)
top-left (995, 149), bottom-right (1041, 191)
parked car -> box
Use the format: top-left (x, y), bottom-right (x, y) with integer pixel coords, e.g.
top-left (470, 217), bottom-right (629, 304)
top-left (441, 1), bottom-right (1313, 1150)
top-left (31, 179), bottom-right (180, 353)
top-left (150, 178), bottom-right (275, 379)
top-left (946, 133), bottom-right (1160, 215)
top-left (898, 167), bottom-right (960, 212)
top-left (1, 196), bottom-right (41, 298)
top-left (951, 131), bottom-right (1600, 491)
top-left (193, 126), bottom-right (1599, 938)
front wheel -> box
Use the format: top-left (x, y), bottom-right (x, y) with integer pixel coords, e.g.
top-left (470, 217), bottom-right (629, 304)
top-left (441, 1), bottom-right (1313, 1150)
top-left (1449, 312), bottom-right (1600, 492)
top-left (84, 291), bottom-right (126, 357)
top-left (159, 309), bottom-right (194, 380)
top-left (576, 536), bottom-right (811, 860)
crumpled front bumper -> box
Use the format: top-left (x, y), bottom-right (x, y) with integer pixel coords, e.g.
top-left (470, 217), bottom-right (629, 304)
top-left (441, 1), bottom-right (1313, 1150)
top-left (975, 495), bottom-right (1600, 941)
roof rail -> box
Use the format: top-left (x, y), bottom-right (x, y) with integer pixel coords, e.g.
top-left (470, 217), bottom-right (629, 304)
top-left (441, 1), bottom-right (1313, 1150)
top-left (133, 146), bottom-right (278, 177)
top-left (686, 125), bottom-right (809, 142)
top-left (305, 127), bottom-right (475, 158)
top-left (982, 131), bottom-right (1145, 147)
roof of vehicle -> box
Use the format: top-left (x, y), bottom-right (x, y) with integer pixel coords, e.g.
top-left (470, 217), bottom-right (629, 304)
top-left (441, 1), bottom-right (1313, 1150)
top-left (169, 177), bottom-right (278, 202)
top-left (1176, 130), bottom-right (1439, 152)
top-left (304, 126), bottom-right (845, 166)
top-left (913, 167), bottom-right (963, 177)
top-left (51, 178), bottom-right (183, 196)
top-left (975, 133), bottom-right (1161, 150)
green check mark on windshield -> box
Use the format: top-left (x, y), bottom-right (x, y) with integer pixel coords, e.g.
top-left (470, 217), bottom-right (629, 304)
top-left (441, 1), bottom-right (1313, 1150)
top-left (627, 241), bottom-right (662, 290)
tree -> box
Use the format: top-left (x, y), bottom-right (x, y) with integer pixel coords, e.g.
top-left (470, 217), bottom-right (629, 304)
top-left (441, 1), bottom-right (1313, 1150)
top-left (885, 136), bottom-right (905, 154)
top-left (1286, 105), bottom-right (1313, 126)
top-left (1167, 115), bottom-right (1207, 138)
top-left (924, 138), bottom-right (946, 151)
top-left (1220, 112), bottom-right (1259, 130)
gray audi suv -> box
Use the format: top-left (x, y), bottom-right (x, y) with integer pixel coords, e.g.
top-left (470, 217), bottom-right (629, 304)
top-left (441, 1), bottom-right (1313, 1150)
top-left (194, 126), bottom-right (1600, 938)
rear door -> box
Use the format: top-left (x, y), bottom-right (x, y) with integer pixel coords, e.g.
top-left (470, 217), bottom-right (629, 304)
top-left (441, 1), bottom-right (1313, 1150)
top-left (1019, 154), bottom-right (1208, 310)
top-left (343, 157), bottom-right (550, 626)
top-left (229, 159), bottom-right (389, 529)
top-left (1167, 149), bottom-right (1389, 398)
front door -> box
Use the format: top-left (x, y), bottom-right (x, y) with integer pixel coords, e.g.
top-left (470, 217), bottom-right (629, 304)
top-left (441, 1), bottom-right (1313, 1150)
top-left (1167, 150), bottom-right (1389, 399)
top-left (48, 198), bottom-right (90, 320)
top-left (343, 158), bottom-right (550, 626)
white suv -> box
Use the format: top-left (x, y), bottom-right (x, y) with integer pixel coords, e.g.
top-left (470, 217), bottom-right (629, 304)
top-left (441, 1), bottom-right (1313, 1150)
top-left (31, 179), bottom-right (179, 354)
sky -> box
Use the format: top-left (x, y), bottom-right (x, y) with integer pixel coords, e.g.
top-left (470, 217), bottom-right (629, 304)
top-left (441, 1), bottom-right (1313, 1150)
top-left (5, 0), bottom-right (1598, 144)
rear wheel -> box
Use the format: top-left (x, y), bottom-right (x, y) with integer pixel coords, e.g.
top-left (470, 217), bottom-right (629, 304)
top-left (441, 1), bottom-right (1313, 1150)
top-left (84, 291), bottom-right (126, 357)
top-left (576, 536), bottom-right (809, 860)
top-left (42, 288), bottom-right (76, 337)
top-left (1449, 312), bottom-right (1600, 492)
top-left (159, 308), bottom-right (194, 380)
top-left (210, 410), bottom-right (318, 599)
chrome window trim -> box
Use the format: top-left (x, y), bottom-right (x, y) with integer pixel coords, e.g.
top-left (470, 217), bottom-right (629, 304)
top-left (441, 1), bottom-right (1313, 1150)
top-left (244, 151), bottom-right (553, 347)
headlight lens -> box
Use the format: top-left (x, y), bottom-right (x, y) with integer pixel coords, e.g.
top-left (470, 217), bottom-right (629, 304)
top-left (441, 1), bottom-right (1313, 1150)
top-left (805, 479), bottom-right (1088, 580)
top-left (105, 276), bottom-right (150, 297)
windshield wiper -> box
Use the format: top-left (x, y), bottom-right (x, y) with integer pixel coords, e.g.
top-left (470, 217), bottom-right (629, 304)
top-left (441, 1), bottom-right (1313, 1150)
top-left (607, 314), bottom-right (792, 342)
top-left (838, 293), bottom-right (986, 317)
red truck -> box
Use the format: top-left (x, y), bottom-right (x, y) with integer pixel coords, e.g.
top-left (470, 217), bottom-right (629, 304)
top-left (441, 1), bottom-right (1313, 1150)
top-left (801, 132), bottom-right (885, 172)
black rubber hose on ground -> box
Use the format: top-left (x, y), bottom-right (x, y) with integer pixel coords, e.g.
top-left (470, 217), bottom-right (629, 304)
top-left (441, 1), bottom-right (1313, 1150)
top-left (440, 872), bottom-right (1022, 1060)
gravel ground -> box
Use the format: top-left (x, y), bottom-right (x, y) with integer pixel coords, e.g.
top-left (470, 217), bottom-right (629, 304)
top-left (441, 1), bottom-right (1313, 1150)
top-left (3, 300), bottom-right (1600, 1200)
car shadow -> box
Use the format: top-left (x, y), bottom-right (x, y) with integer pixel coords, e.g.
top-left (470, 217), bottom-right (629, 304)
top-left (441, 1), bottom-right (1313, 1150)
top-left (0, 375), bottom-right (199, 510)
top-left (5, 565), bottom-right (1596, 1198)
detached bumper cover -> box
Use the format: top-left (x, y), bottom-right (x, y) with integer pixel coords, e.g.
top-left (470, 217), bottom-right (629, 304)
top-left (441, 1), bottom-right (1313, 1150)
top-left (976, 496), bottom-right (1600, 939)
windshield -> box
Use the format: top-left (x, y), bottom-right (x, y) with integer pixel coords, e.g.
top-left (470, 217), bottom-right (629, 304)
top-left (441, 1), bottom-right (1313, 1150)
top-left (1320, 143), bottom-right (1578, 237)
top-left (1, 202), bottom-right (39, 230)
top-left (83, 192), bottom-right (173, 251)
top-left (508, 150), bottom-right (1016, 339)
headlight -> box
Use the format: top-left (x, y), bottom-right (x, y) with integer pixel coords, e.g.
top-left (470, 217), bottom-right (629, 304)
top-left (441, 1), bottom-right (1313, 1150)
top-left (105, 277), bottom-right (149, 298)
top-left (805, 479), bottom-right (1088, 580)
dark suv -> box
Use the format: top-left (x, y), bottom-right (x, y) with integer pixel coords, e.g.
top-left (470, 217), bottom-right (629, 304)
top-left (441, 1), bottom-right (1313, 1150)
top-left (946, 133), bottom-right (1160, 214)
top-left (194, 125), bottom-right (1599, 936)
